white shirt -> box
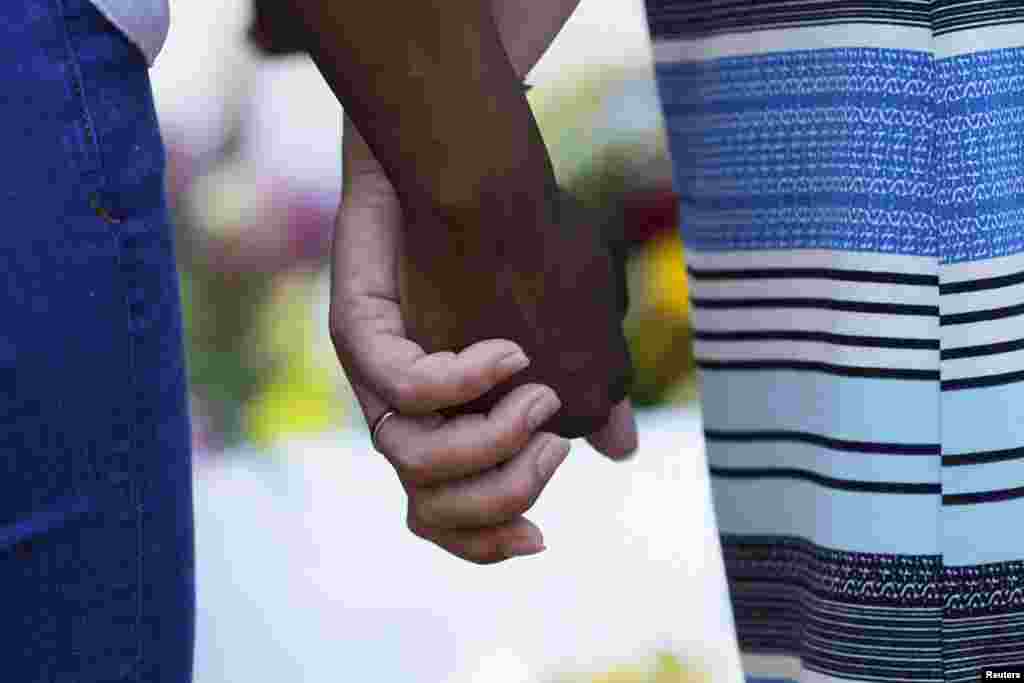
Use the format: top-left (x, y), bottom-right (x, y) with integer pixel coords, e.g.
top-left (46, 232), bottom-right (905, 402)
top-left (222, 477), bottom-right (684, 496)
top-left (88, 0), bottom-right (170, 68)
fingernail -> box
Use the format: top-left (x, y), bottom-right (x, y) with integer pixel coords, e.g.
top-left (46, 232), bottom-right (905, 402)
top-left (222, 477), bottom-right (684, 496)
top-left (527, 389), bottom-right (561, 431)
top-left (536, 436), bottom-right (571, 481)
top-left (608, 436), bottom-right (639, 462)
top-left (605, 401), bottom-right (639, 461)
top-left (505, 528), bottom-right (546, 558)
top-left (497, 351), bottom-right (530, 374)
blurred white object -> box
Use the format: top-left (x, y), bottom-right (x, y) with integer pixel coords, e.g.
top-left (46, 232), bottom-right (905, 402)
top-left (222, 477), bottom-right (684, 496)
top-left (150, 0), bottom-right (253, 173)
top-left (192, 403), bottom-right (745, 683)
top-left (240, 55), bottom-right (343, 200)
top-left (463, 649), bottom-right (535, 683)
top-left (528, 0), bottom-right (655, 86)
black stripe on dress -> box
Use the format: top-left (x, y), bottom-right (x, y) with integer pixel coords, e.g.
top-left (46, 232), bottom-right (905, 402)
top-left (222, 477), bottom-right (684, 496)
top-left (645, 0), bottom-right (1024, 38)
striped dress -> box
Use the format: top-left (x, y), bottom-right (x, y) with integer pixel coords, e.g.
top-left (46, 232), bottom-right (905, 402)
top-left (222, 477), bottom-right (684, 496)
top-left (641, 2), bottom-right (1024, 682)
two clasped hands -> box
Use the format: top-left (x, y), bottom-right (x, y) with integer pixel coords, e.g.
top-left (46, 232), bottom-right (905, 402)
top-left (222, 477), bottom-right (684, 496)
top-left (328, 117), bottom-right (640, 566)
top-left (253, 0), bottom-right (641, 565)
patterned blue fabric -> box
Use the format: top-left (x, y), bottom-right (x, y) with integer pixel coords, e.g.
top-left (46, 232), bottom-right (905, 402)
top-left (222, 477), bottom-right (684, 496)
top-left (0, 0), bottom-right (193, 679)
top-left (938, 48), bottom-right (1024, 264)
top-left (655, 48), bottom-right (936, 256)
top-left (644, 1), bottom-right (1024, 680)
top-left (653, 37), bottom-right (1024, 263)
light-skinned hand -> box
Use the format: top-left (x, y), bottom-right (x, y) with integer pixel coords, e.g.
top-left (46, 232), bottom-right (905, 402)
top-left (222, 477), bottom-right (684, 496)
top-left (329, 116), bottom-right (638, 564)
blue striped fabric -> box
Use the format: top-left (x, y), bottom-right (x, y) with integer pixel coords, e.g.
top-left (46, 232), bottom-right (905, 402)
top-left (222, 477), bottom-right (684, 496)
top-left (642, 2), bottom-right (1024, 681)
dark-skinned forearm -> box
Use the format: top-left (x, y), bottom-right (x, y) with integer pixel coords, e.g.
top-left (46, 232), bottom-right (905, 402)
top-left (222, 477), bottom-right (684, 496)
top-left (300, 0), bottom-right (632, 437)
top-left (343, 0), bottom-right (582, 176)
top-left (286, 0), bottom-right (564, 235)
top-left (490, 0), bottom-right (581, 80)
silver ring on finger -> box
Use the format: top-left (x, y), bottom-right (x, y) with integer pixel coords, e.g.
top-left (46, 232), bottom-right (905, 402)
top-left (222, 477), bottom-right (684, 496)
top-left (370, 409), bottom-right (399, 454)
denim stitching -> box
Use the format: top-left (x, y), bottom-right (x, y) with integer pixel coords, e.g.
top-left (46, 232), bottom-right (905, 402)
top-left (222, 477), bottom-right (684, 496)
top-left (91, 192), bottom-right (123, 224)
top-left (56, 0), bottom-right (126, 228)
top-left (52, 0), bottom-right (109, 199)
top-left (52, 0), bottom-right (141, 677)
top-left (128, 228), bottom-right (143, 681)
top-left (118, 189), bottom-right (143, 683)
top-left (119, 224), bottom-right (142, 681)
top-left (135, 437), bottom-right (144, 683)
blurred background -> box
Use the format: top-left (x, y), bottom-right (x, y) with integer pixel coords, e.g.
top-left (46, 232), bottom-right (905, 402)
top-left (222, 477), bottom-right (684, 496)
top-left (152, 0), bottom-right (745, 680)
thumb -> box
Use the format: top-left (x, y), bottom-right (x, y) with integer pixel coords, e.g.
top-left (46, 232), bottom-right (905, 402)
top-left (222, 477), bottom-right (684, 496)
top-left (584, 398), bottom-right (639, 461)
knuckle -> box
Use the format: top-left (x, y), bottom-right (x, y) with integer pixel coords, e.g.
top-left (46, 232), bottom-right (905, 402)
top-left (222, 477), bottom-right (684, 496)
top-left (454, 371), bottom-right (486, 400)
top-left (494, 484), bottom-right (535, 521)
top-left (394, 449), bottom-right (433, 487)
top-left (411, 497), bottom-right (438, 528)
top-left (463, 543), bottom-right (505, 565)
top-left (465, 551), bottom-right (503, 566)
top-left (492, 420), bottom-right (532, 456)
top-left (490, 429), bottom-right (522, 458)
top-left (386, 377), bottom-right (420, 411)
top-left (406, 511), bottom-right (428, 540)
top-left (406, 520), bottom-right (426, 541)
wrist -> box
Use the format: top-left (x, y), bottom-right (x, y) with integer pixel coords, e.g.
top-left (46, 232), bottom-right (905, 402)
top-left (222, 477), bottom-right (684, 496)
top-left (343, 81), bottom-right (532, 173)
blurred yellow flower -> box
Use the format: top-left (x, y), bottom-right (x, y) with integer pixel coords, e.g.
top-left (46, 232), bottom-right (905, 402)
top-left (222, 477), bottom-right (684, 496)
top-left (651, 651), bottom-right (708, 682)
top-left (245, 353), bottom-right (337, 449)
top-left (588, 665), bottom-right (649, 683)
top-left (644, 229), bottom-right (690, 321)
top-left (244, 268), bottom-right (345, 449)
top-left (554, 651), bottom-right (709, 683)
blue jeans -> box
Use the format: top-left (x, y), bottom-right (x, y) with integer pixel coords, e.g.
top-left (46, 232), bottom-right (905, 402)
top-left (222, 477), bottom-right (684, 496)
top-left (0, 0), bottom-right (194, 680)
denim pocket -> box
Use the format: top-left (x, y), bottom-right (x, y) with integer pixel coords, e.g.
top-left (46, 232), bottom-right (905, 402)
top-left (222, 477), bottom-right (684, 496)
top-left (0, 1), bottom-right (152, 678)
top-left (0, 478), bottom-right (144, 681)
top-left (54, 0), bottom-right (159, 231)
top-left (0, 494), bottom-right (94, 557)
